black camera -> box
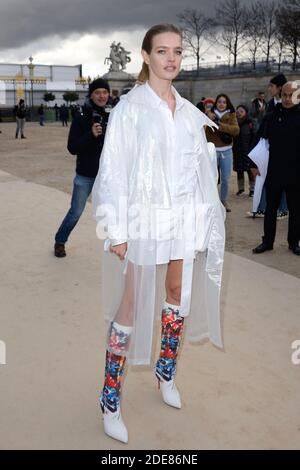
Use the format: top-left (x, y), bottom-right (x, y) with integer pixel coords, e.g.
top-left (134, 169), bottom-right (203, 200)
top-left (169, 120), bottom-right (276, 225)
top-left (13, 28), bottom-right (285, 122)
top-left (92, 111), bottom-right (108, 135)
top-left (93, 111), bottom-right (104, 125)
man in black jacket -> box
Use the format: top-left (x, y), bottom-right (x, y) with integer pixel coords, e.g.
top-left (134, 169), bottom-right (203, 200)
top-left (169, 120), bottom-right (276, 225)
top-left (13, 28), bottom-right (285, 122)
top-left (252, 82), bottom-right (300, 256)
top-left (54, 78), bottom-right (111, 257)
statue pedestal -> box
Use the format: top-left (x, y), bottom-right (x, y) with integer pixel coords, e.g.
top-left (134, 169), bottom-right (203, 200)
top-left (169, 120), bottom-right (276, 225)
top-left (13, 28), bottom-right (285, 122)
top-left (102, 70), bottom-right (136, 97)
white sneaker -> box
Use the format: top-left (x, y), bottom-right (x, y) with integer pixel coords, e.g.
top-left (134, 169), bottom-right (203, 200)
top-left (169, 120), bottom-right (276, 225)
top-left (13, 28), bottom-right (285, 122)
top-left (277, 212), bottom-right (288, 220)
top-left (100, 398), bottom-right (128, 444)
top-left (157, 375), bottom-right (181, 409)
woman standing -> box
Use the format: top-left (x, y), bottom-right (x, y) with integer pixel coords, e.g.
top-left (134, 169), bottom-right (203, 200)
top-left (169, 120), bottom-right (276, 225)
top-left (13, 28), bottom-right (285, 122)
top-left (233, 105), bottom-right (255, 197)
top-left (92, 24), bottom-right (225, 444)
top-left (206, 94), bottom-right (239, 212)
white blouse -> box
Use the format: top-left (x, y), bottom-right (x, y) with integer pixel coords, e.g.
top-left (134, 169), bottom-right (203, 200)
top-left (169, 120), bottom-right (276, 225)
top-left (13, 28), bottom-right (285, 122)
top-left (144, 82), bottom-right (198, 202)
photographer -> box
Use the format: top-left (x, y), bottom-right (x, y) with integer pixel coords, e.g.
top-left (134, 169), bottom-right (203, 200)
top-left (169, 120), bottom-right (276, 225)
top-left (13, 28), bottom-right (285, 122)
top-left (205, 93), bottom-right (239, 212)
top-left (54, 78), bottom-right (110, 257)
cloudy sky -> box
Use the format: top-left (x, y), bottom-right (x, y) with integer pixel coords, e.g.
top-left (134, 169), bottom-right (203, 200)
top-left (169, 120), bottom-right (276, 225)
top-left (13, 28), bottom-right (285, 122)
top-left (0, 0), bottom-right (250, 77)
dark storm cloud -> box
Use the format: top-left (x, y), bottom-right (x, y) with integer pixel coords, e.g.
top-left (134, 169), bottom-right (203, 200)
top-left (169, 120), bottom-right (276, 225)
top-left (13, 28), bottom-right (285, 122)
top-left (0, 0), bottom-right (220, 51)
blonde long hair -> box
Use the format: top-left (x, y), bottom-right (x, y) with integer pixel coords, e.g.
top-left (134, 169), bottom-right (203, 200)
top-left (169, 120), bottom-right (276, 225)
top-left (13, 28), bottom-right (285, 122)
top-left (137, 24), bottom-right (182, 84)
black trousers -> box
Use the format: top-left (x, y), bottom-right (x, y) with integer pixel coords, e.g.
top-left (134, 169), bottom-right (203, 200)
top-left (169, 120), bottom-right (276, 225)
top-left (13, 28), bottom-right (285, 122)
top-left (263, 182), bottom-right (300, 247)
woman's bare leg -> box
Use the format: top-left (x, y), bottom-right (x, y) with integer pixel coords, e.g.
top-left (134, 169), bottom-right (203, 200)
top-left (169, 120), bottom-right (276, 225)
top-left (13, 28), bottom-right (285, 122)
top-left (165, 259), bottom-right (183, 305)
top-left (114, 261), bottom-right (135, 326)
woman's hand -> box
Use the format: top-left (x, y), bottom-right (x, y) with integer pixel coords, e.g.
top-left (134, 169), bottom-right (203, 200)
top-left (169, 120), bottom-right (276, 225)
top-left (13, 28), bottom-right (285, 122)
top-left (109, 242), bottom-right (128, 260)
top-left (92, 123), bottom-right (103, 138)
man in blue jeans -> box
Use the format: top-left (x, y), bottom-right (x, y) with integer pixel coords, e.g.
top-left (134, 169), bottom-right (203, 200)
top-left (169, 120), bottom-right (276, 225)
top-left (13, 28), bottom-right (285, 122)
top-left (54, 78), bottom-right (111, 257)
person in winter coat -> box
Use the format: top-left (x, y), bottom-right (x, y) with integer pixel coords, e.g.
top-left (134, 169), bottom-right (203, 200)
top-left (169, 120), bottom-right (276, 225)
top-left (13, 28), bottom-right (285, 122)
top-left (38, 104), bottom-right (45, 126)
top-left (250, 73), bottom-right (289, 219)
top-left (54, 78), bottom-right (110, 257)
top-left (13, 99), bottom-right (27, 139)
top-left (252, 82), bottom-right (300, 256)
top-left (92, 23), bottom-right (225, 444)
top-left (206, 93), bottom-right (240, 212)
top-left (233, 105), bottom-right (255, 197)
top-left (251, 91), bottom-right (267, 131)
top-left (59, 104), bottom-right (69, 127)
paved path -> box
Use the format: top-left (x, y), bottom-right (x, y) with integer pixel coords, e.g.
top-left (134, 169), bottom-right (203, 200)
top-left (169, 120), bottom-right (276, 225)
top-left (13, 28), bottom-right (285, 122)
top-left (0, 169), bottom-right (299, 449)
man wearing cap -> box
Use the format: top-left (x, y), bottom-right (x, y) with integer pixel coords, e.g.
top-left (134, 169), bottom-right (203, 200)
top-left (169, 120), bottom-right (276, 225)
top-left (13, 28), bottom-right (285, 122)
top-left (54, 78), bottom-right (111, 257)
top-left (267, 73), bottom-right (287, 112)
top-left (251, 73), bottom-right (289, 219)
top-left (252, 81), bottom-right (300, 256)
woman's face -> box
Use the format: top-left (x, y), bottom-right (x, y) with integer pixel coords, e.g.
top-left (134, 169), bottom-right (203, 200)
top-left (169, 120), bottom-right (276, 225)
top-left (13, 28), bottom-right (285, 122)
top-left (142, 32), bottom-right (183, 82)
top-left (236, 106), bottom-right (247, 119)
top-left (216, 96), bottom-right (228, 112)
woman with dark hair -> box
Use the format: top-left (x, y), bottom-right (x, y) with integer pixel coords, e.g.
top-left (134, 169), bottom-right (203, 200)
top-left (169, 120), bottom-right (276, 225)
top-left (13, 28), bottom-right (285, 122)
top-left (92, 23), bottom-right (225, 443)
top-left (233, 105), bottom-right (255, 197)
top-left (206, 93), bottom-right (239, 212)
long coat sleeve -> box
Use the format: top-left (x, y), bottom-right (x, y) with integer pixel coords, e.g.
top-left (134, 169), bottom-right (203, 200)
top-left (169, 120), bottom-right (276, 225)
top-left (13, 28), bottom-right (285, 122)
top-left (92, 100), bottom-right (134, 246)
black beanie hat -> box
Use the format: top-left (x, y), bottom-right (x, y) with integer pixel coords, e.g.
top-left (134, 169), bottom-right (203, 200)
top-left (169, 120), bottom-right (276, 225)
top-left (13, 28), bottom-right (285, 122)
top-left (88, 78), bottom-right (110, 96)
top-left (269, 73), bottom-right (287, 88)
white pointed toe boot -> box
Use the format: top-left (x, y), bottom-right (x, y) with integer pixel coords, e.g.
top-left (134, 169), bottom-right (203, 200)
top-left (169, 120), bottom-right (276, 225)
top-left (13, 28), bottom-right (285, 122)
top-left (99, 322), bottom-right (132, 444)
top-left (100, 398), bottom-right (128, 443)
top-left (157, 374), bottom-right (181, 409)
top-left (155, 302), bottom-right (185, 410)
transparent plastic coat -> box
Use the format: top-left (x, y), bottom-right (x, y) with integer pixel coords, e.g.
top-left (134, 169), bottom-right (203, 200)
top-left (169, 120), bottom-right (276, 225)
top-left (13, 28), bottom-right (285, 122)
top-left (92, 83), bottom-right (226, 365)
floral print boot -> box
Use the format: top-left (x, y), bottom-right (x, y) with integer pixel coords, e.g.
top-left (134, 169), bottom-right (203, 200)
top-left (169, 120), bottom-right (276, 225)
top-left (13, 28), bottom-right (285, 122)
top-left (155, 303), bottom-right (184, 409)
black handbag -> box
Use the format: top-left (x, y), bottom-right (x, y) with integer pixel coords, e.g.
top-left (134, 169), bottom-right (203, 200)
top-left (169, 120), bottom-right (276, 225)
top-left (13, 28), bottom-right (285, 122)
top-left (219, 131), bottom-right (232, 145)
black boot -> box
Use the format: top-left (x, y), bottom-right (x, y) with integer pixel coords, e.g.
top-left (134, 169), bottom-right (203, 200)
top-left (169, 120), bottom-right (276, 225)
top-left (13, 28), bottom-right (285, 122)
top-left (54, 243), bottom-right (66, 257)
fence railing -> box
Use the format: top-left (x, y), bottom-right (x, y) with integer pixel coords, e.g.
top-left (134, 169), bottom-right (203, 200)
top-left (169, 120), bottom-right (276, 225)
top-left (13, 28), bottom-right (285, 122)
top-left (179, 59), bottom-right (300, 77)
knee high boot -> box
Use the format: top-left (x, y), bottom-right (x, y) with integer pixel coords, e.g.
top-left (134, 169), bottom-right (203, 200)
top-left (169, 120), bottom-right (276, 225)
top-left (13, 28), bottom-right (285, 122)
top-left (155, 302), bottom-right (184, 409)
top-left (99, 321), bottom-right (132, 443)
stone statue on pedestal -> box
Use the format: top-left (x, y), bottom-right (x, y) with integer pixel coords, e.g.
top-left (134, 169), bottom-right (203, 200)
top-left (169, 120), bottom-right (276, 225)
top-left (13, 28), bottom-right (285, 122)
top-left (104, 42), bottom-right (131, 72)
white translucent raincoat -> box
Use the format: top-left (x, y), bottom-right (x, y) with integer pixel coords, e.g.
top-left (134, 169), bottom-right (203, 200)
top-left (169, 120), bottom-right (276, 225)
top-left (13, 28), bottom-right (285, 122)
top-left (92, 82), bottom-right (226, 365)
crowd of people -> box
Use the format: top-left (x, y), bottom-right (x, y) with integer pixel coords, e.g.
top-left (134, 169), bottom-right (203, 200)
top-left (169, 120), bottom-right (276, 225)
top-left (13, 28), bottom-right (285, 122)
top-left (197, 72), bottom-right (299, 243)
top-left (12, 100), bottom-right (83, 137)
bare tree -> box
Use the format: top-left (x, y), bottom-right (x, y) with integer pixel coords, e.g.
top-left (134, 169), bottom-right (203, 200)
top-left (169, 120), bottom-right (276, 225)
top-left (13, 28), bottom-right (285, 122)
top-left (273, 31), bottom-right (287, 71)
top-left (177, 8), bottom-right (216, 75)
top-left (214, 0), bottom-right (249, 68)
top-left (245, 2), bottom-right (265, 69)
top-left (259, 0), bottom-right (278, 69)
top-left (277, 0), bottom-right (300, 70)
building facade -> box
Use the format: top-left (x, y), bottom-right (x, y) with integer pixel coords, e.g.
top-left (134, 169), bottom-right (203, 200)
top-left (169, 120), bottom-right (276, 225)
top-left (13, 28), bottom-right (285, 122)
top-left (0, 60), bottom-right (89, 108)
